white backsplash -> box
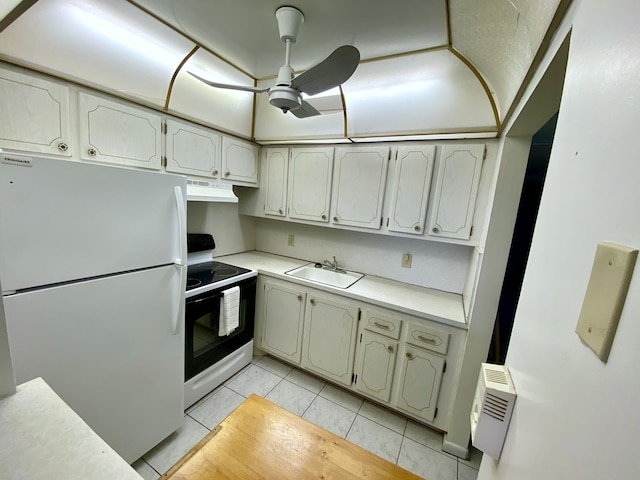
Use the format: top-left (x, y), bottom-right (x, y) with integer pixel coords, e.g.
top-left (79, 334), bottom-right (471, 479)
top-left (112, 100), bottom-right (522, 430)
top-left (187, 201), bottom-right (256, 257)
top-left (254, 218), bottom-right (472, 294)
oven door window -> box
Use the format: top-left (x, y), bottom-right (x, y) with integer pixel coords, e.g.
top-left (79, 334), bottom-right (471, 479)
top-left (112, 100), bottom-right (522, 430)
top-left (185, 277), bottom-right (256, 381)
top-left (192, 295), bottom-right (246, 358)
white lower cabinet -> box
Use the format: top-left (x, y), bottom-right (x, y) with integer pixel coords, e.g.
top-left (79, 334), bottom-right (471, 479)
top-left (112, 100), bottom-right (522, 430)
top-left (393, 344), bottom-right (445, 422)
top-left (260, 279), bottom-right (306, 364)
top-left (257, 276), bottom-right (465, 430)
top-left (354, 330), bottom-right (397, 403)
top-left (301, 292), bottom-right (359, 387)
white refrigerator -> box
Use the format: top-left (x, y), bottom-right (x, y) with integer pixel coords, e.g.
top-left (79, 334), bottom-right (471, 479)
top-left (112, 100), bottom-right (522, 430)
top-left (0, 152), bottom-right (187, 463)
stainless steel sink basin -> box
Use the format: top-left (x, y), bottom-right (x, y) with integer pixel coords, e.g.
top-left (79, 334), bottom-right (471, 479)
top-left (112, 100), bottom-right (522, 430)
top-left (285, 263), bottom-right (364, 289)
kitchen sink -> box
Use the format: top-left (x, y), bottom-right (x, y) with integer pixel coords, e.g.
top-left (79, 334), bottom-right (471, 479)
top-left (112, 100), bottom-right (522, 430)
top-left (285, 263), bottom-right (364, 289)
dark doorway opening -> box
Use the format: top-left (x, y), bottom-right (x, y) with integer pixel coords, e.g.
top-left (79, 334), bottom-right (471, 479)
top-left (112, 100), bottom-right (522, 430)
top-left (488, 113), bottom-right (557, 364)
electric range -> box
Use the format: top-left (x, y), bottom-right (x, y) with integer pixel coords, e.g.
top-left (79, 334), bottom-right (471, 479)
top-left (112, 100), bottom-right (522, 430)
top-left (183, 233), bottom-right (257, 408)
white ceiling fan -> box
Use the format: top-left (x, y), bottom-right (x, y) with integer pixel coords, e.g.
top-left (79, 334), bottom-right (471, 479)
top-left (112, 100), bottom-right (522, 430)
top-left (189, 6), bottom-right (360, 118)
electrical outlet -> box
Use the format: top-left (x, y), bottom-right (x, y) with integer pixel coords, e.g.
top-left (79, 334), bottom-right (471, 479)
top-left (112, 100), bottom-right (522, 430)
top-left (401, 252), bottom-right (412, 268)
top-left (287, 234), bottom-right (295, 247)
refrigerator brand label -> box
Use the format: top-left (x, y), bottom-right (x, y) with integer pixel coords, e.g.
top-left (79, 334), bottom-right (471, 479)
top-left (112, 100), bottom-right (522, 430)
top-left (1, 156), bottom-right (32, 167)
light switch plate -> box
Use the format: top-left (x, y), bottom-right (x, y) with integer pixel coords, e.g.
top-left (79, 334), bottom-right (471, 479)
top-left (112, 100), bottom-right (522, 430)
top-left (576, 242), bottom-right (638, 362)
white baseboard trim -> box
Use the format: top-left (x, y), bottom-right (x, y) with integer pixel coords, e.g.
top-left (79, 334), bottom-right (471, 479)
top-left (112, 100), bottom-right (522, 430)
top-left (442, 437), bottom-right (470, 459)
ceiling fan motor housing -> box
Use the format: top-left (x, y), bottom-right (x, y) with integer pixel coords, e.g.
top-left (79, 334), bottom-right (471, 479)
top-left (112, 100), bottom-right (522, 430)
top-left (275, 6), bottom-right (304, 43)
top-left (269, 86), bottom-right (302, 112)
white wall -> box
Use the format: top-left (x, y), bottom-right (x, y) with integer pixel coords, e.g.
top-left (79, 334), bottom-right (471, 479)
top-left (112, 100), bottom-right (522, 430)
top-left (479, 1), bottom-right (640, 478)
top-left (186, 201), bottom-right (256, 256)
top-left (254, 218), bottom-right (472, 293)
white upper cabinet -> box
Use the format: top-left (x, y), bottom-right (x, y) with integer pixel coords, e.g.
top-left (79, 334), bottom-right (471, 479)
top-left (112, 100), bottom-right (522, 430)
top-left (0, 68), bottom-right (71, 156)
top-left (388, 145), bottom-right (436, 235)
top-left (78, 93), bottom-right (162, 170)
top-left (165, 119), bottom-right (220, 178)
top-left (263, 147), bottom-right (289, 217)
top-left (288, 147), bottom-right (334, 223)
top-left (428, 144), bottom-right (485, 240)
top-left (331, 146), bottom-right (389, 229)
top-left (221, 136), bottom-right (259, 185)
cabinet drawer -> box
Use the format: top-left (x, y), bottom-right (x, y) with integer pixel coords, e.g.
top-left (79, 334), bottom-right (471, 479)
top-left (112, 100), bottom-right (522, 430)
top-left (405, 322), bottom-right (450, 355)
top-left (362, 310), bottom-right (402, 339)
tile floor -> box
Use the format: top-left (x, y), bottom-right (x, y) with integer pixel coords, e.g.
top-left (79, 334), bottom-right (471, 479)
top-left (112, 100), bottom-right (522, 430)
top-left (132, 355), bottom-right (481, 480)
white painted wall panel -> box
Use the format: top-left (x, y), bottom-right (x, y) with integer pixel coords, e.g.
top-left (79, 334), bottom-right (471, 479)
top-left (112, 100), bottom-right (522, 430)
top-left (343, 50), bottom-right (497, 137)
top-left (479, 1), bottom-right (640, 478)
top-left (171, 49), bottom-right (254, 138)
top-left (0, 0), bottom-right (194, 108)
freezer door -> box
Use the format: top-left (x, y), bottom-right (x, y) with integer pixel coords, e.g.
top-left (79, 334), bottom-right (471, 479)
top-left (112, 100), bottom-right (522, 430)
top-left (3, 265), bottom-right (185, 463)
top-left (0, 153), bottom-right (186, 292)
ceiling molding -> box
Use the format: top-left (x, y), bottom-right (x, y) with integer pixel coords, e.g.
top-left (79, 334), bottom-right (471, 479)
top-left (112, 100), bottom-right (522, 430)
top-left (448, 46), bottom-right (501, 130)
top-left (0, 0), bottom-right (38, 34)
top-left (165, 45), bottom-right (199, 111)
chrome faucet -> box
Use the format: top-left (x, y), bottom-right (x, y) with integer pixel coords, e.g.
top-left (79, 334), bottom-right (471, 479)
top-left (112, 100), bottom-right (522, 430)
top-left (322, 256), bottom-right (339, 270)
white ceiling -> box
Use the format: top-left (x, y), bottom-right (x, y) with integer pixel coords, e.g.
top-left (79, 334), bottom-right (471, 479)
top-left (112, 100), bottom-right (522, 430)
top-left (130, 0), bottom-right (450, 79)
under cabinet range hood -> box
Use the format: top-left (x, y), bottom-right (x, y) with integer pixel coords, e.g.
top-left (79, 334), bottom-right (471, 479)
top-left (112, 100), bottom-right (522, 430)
top-left (186, 179), bottom-right (238, 203)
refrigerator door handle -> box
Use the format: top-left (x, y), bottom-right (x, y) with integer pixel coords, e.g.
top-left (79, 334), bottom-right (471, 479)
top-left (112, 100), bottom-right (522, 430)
top-left (174, 186), bottom-right (187, 266)
top-left (173, 265), bottom-right (186, 335)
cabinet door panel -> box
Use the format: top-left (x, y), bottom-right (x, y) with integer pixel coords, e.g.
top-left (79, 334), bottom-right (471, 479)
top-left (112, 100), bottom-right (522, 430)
top-left (221, 136), bottom-right (259, 185)
top-left (288, 147), bottom-right (334, 222)
top-left (261, 281), bottom-right (306, 364)
top-left (331, 146), bottom-right (388, 229)
top-left (263, 148), bottom-right (289, 217)
top-left (355, 331), bottom-right (397, 403)
top-left (388, 145), bottom-right (435, 234)
top-left (428, 144), bottom-right (484, 240)
top-left (165, 119), bottom-right (220, 178)
top-left (79, 93), bottom-right (162, 169)
top-left (393, 345), bottom-right (445, 422)
top-left (0, 68), bottom-right (71, 156)
top-left (301, 293), bottom-right (359, 386)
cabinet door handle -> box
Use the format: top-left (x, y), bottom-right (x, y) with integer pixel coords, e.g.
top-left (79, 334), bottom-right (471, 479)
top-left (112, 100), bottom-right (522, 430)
top-left (310, 299), bottom-right (316, 306)
top-left (432, 227), bottom-right (440, 234)
top-left (387, 345), bottom-right (394, 353)
top-left (414, 225), bottom-right (421, 232)
top-left (57, 142), bottom-right (68, 152)
top-left (212, 169), bottom-right (218, 176)
top-left (373, 322), bottom-right (390, 330)
top-left (297, 295), bottom-right (303, 302)
top-left (418, 335), bottom-right (437, 344)
top-left (87, 148), bottom-right (97, 157)
top-left (321, 214), bottom-right (327, 220)
top-left (406, 352), bottom-right (415, 360)
top-left (279, 208), bottom-right (284, 214)
top-left (333, 216), bottom-right (339, 222)
top-left (224, 171), bottom-right (230, 177)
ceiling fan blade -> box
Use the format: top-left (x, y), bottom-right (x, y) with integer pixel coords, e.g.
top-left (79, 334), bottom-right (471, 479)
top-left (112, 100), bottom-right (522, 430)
top-left (291, 100), bottom-right (321, 118)
top-left (188, 72), bottom-right (269, 94)
top-left (290, 45), bottom-right (360, 96)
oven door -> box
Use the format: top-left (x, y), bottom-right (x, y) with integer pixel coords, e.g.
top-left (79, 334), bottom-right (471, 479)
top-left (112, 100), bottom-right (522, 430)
top-left (184, 276), bottom-right (256, 381)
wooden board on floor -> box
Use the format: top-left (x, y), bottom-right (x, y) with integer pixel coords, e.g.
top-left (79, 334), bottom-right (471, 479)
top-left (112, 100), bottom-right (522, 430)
top-left (162, 394), bottom-right (423, 480)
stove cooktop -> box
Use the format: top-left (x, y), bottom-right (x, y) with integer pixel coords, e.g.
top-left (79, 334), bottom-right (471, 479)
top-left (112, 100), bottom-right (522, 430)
top-left (186, 261), bottom-right (254, 292)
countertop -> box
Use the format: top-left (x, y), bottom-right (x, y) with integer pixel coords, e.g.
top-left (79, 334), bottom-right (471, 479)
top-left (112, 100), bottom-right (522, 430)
top-left (218, 251), bottom-right (466, 328)
top-left (0, 377), bottom-right (142, 480)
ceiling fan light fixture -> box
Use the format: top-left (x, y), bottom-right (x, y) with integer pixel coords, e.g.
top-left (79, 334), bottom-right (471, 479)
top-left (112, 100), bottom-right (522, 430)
top-left (275, 6), bottom-right (304, 43)
top-left (269, 86), bottom-right (302, 112)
